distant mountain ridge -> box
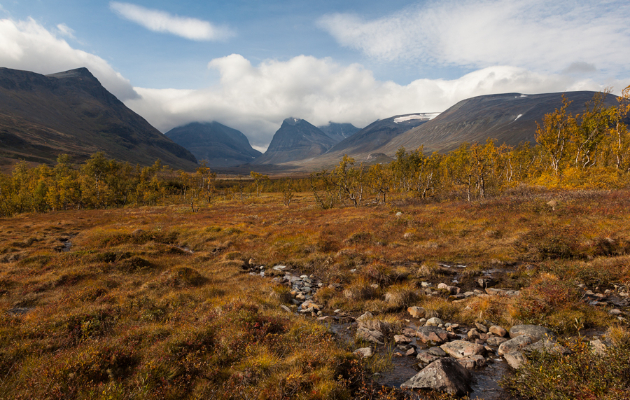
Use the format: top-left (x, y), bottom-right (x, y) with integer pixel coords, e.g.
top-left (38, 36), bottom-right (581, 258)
top-left (253, 118), bottom-right (336, 165)
top-left (165, 122), bottom-right (261, 168)
top-left (317, 122), bottom-right (360, 144)
top-left (0, 67), bottom-right (197, 170)
top-left (378, 92), bottom-right (622, 155)
top-left (281, 113), bottom-right (437, 170)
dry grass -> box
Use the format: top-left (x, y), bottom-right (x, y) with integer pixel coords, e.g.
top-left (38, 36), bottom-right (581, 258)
top-left (1, 189), bottom-right (630, 398)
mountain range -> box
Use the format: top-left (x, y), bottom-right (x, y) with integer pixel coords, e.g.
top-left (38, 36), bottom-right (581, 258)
top-left (1, 66), bottom-right (625, 174)
top-left (0, 67), bottom-right (197, 171)
top-left (165, 122), bottom-right (261, 168)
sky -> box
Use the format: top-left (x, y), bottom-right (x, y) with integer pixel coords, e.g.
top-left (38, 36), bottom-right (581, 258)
top-left (1, 0), bottom-right (629, 151)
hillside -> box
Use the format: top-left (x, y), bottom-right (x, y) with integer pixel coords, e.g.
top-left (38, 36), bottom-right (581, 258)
top-left (0, 67), bottom-right (198, 170)
top-left (378, 91), bottom-right (621, 155)
top-left (286, 113), bottom-right (438, 170)
top-left (165, 122), bottom-right (261, 168)
top-left (253, 118), bottom-right (336, 165)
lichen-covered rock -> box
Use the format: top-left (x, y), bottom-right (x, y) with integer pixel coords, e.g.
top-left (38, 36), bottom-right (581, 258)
top-left (416, 326), bottom-right (449, 344)
top-left (354, 347), bottom-right (373, 358)
top-left (401, 358), bottom-right (472, 396)
top-left (498, 335), bottom-right (534, 356)
top-left (440, 340), bottom-right (485, 359)
top-left (509, 325), bottom-right (555, 341)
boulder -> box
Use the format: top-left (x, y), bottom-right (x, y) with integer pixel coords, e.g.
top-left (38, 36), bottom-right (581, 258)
top-left (504, 351), bottom-right (527, 369)
top-left (416, 326), bottom-right (450, 344)
top-left (509, 325), bottom-right (555, 341)
top-left (401, 358), bottom-right (472, 396)
top-left (498, 335), bottom-right (534, 356)
top-left (440, 340), bottom-right (485, 359)
top-left (407, 306), bottom-right (426, 319)
top-left (457, 355), bottom-right (486, 370)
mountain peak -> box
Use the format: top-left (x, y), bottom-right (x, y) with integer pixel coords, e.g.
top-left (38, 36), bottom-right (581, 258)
top-left (46, 67), bottom-right (97, 81)
top-left (282, 117), bottom-right (303, 126)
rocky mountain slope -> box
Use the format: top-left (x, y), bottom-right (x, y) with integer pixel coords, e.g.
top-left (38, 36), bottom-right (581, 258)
top-left (0, 67), bottom-right (197, 170)
top-left (253, 118), bottom-right (336, 165)
top-left (165, 122), bottom-right (261, 168)
top-left (378, 92), bottom-right (621, 155)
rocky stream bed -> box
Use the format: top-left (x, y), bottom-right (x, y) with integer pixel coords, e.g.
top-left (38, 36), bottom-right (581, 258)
top-left (245, 262), bottom-right (630, 399)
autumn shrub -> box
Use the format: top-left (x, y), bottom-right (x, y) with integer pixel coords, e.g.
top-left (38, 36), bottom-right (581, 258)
top-left (502, 339), bottom-right (630, 399)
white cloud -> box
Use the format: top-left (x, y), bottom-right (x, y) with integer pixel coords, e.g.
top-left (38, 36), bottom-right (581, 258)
top-left (125, 54), bottom-right (627, 148)
top-left (318, 0), bottom-right (630, 76)
top-left (110, 2), bottom-right (234, 41)
top-left (56, 23), bottom-right (75, 39)
top-left (0, 18), bottom-right (137, 100)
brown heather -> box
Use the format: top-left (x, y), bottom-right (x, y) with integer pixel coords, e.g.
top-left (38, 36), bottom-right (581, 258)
top-left (0, 187), bottom-right (628, 399)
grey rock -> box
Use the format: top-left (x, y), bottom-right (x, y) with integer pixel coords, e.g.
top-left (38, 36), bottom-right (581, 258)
top-left (523, 339), bottom-right (570, 355)
top-left (426, 317), bottom-right (444, 326)
top-left (498, 335), bottom-right (534, 356)
top-left (417, 351), bottom-right (440, 364)
top-left (416, 326), bottom-right (450, 344)
top-left (475, 322), bottom-right (489, 333)
top-left (489, 325), bottom-right (507, 337)
top-left (427, 347), bottom-right (448, 357)
top-left (401, 358), bottom-right (472, 396)
top-left (487, 336), bottom-right (509, 347)
top-left (509, 325), bottom-right (555, 341)
top-left (356, 327), bottom-right (384, 344)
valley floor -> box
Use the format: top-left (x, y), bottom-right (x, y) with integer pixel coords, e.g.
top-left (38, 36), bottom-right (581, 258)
top-left (1, 190), bottom-right (629, 399)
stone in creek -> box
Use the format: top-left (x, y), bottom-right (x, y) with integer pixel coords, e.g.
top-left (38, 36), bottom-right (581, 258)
top-left (498, 335), bottom-right (534, 356)
top-left (356, 327), bottom-right (385, 344)
top-left (406, 347), bottom-right (417, 356)
top-left (401, 358), bottom-right (472, 396)
top-left (457, 355), bottom-right (486, 370)
top-left (509, 325), bottom-right (555, 341)
top-left (440, 340), bottom-right (485, 359)
top-left (427, 347), bottom-right (448, 357)
top-left (417, 351), bottom-right (440, 365)
top-left (467, 328), bottom-right (480, 340)
top-left (487, 336), bottom-right (509, 347)
top-left (475, 322), bottom-right (489, 333)
top-left (394, 335), bottom-right (412, 344)
top-left (416, 326), bottom-right (450, 344)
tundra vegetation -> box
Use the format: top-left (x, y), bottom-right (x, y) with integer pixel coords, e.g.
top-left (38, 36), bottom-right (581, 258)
top-left (0, 90), bottom-right (629, 399)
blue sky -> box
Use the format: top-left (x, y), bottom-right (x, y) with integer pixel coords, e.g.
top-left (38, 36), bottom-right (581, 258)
top-left (1, 0), bottom-right (629, 149)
